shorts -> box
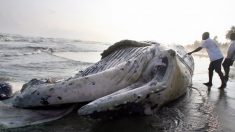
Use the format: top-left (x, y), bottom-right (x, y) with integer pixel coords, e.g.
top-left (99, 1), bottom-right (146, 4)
top-left (222, 58), bottom-right (234, 67)
top-left (209, 58), bottom-right (223, 71)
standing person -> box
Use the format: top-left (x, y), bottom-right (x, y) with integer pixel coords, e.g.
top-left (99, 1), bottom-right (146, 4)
top-left (222, 32), bottom-right (235, 82)
top-left (188, 32), bottom-right (226, 89)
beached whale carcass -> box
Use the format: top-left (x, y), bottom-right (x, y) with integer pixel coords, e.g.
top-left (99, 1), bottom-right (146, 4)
top-left (0, 40), bottom-right (194, 128)
top-left (78, 41), bottom-right (194, 116)
top-left (12, 40), bottom-right (194, 113)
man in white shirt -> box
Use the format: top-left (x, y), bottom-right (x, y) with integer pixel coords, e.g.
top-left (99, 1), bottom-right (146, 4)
top-left (222, 32), bottom-right (235, 81)
top-left (188, 32), bottom-right (226, 89)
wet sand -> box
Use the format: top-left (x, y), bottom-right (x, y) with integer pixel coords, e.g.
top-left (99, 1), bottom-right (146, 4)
top-left (190, 56), bottom-right (235, 131)
top-left (1, 56), bottom-right (235, 132)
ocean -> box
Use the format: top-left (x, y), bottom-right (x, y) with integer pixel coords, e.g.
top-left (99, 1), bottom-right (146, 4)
top-left (1, 33), bottom-right (235, 131)
top-left (0, 33), bottom-right (109, 92)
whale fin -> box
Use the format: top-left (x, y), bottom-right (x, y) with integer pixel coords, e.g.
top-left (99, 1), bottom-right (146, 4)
top-left (78, 82), bottom-right (166, 117)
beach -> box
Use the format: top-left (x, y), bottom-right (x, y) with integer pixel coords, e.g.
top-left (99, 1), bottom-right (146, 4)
top-left (4, 56), bottom-right (235, 132)
top-left (0, 34), bottom-right (235, 131)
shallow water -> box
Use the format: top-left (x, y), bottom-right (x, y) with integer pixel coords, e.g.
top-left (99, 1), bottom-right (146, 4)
top-left (1, 34), bottom-right (235, 131)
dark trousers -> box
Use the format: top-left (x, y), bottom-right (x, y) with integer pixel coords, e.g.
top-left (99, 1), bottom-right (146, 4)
top-left (208, 58), bottom-right (224, 84)
top-left (222, 58), bottom-right (234, 79)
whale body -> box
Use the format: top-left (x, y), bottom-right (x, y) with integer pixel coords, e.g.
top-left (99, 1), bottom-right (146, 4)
top-left (78, 41), bottom-right (194, 116)
top-left (12, 40), bottom-right (193, 111)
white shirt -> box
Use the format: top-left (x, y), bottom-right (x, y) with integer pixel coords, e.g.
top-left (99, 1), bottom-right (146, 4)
top-left (226, 41), bottom-right (235, 60)
top-left (200, 38), bottom-right (224, 61)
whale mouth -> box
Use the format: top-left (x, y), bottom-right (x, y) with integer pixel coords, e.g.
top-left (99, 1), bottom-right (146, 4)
top-left (151, 56), bottom-right (168, 82)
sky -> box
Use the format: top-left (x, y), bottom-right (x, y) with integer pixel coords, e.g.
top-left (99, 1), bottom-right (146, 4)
top-left (0, 0), bottom-right (234, 45)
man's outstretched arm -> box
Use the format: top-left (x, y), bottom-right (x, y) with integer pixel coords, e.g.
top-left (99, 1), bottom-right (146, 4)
top-left (188, 47), bottom-right (202, 55)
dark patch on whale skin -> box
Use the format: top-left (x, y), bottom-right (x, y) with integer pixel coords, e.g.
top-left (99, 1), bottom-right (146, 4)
top-left (151, 104), bottom-right (158, 109)
top-left (146, 94), bottom-right (150, 99)
top-left (31, 90), bottom-right (37, 95)
top-left (126, 60), bottom-right (131, 65)
top-left (86, 102), bottom-right (145, 119)
top-left (0, 82), bottom-right (12, 100)
top-left (40, 96), bottom-right (51, 105)
top-left (84, 77), bottom-right (96, 86)
top-left (40, 98), bottom-right (49, 105)
top-left (57, 96), bottom-right (62, 100)
top-left (128, 60), bottom-right (139, 73)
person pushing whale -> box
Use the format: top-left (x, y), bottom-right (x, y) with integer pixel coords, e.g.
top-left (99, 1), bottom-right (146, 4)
top-left (188, 32), bottom-right (226, 89)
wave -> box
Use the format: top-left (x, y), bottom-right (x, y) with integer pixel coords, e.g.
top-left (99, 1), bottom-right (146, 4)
top-left (1, 59), bottom-right (91, 82)
top-left (0, 33), bottom-right (108, 46)
top-left (1, 48), bottom-right (53, 57)
top-left (25, 46), bottom-right (54, 53)
top-left (0, 33), bottom-right (79, 44)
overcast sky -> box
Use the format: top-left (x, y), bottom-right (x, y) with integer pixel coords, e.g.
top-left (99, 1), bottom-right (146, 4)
top-left (0, 0), bottom-right (234, 44)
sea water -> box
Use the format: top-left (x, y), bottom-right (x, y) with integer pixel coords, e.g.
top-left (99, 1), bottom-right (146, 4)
top-left (1, 33), bottom-right (235, 131)
top-left (0, 33), bottom-right (108, 90)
